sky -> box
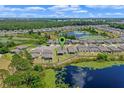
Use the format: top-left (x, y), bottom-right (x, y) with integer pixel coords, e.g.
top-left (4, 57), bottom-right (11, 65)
top-left (0, 5), bottom-right (124, 18)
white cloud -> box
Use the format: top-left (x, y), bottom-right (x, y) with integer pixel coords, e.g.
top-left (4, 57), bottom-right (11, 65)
top-left (0, 12), bottom-right (44, 18)
top-left (55, 11), bottom-right (64, 15)
top-left (48, 5), bottom-right (81, 12)
top-left (86, 5), bottom-right (109, 9)
top-left (0, 5), bottom-right (124, 18)
top-left (0, 12), bottom-right (17, 17)
top-left (47, 5), bottom-right (85, 18)
top-left (48, 5), bottom-right (68, 11)
top-left (25, 7), bottom-right (46, 11)
top-left (86, 5), bottom-right (124, 9)
top-left (48, 5), bottom-right (89, 17)
top-left (0, 6), bottom-right (46, 12)
top-left (73, 10), bottom-right (88, 13)
top-left (105, 12), bottom-right (124, 16)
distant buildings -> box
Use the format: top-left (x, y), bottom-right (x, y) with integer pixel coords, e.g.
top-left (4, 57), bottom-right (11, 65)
top-left (6, 25), bottom-right (124, 62)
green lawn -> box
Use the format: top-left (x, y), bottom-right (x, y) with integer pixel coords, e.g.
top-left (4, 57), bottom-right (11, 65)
top-left (43, 69), bottom-right (56, 88)
top-left (52, 49), bottom-right (74, 63)
top-left (79, 35), bottom-right (108, 40)
top-left (0, 37), bottom-right (9, 43)
top-left (71, 61), bottom-right (124, 70)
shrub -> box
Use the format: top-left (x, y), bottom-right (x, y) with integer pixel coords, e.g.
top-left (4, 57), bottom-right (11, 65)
top-left (34, 65), bottom-right (43, 72)
top-left (0, 47), bottom-right (9, 54)
top-left (97, 53), bottom-right (109, 61)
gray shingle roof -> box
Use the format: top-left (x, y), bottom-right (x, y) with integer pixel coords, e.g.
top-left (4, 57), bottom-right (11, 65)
top-left (10, 49), bottom-right (21, 54)
top-left (42, 49), bottom-right (53, 59)
top-left (108, 46), bottom-right (122, 52)
top-left (67, 46), bottom-right (77, 54)
top-left (16, 45), bottom-right (28, 50)
top-left (98, 46), bottom-right (111, 52)
top-left (31, 53), bottom-right (40, 59)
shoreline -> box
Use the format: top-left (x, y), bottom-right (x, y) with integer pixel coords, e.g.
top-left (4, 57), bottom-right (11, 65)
top-left (71, 61), bottom-right (124, 70)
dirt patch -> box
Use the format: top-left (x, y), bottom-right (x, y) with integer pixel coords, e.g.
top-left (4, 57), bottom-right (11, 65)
top-left (0, 58), bottom-right (11, 70)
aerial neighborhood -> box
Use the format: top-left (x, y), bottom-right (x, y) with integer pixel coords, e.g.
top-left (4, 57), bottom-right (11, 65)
top-left (1, 21), bottom-right (124, 64)
top-left (1, 18), bottom-right (124, 88)
top-left (1, 5), bottom-right (124, 88)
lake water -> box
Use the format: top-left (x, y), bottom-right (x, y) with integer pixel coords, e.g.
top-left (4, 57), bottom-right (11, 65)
top-left (57, 65), bottom-right (124, 88)
top-left (67, 31), bottom-right (90, 39)
top-left (67, 31), bottom-right (106, 40)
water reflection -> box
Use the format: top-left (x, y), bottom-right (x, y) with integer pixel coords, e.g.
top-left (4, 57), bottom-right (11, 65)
top-left (56, 65), bottom-right (124, 88)
top-left (67, 31), bottom-right (90, 39)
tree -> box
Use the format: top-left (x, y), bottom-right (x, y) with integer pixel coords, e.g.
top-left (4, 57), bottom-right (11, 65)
top-left (28, 30), bottom-right (34, 34)
top-left (0, 47), bottom-right (9, 54)
top-left (0, 42), bottom-right (3, 48)
top-left (6, 41), bottom-right (16, 47)
top-left (34, 65), bottom-right (43, 72)
top-left (37, 32), bottom-right (41, 35)
top-left (118, 55), bottom-right (124, 61)
top-left (4, 73), bottom-right (24, 87)
top-left (35, 38), bottom-right (47, 45)
top-left (24, 71), bottom-right (43, 88)
top-left (23, 50), bottom-right (33, 63)
top-left (4, 71), bottom-right (44, 88)
top-left (97, 53), bottom-right (109, 61)
top-left (11, 54), bottom-right (32, 71)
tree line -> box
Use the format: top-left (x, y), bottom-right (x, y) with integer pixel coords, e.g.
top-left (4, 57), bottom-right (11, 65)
top-left (109, 23), bottom-right (124, 29)
top-left (0, 20), bottom-right (106, 30)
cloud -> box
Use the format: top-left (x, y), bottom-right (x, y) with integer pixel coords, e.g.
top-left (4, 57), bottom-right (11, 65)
top-left (105, 12), bottom-right (124, 16)
top-left (48, 5), bottom-right (68, 10)
top-left (86, 5), bottom-right (124, 9)
top-left (0, 5), bottom-right (124, 18)
top-left (48, 5), bottom-right (89, 17)
top-left (47, 5), bottom-right (86, 18)
top-left (25, 7), bottom-right (46, 11)
top-left (48, 5), bottom-right (81, 12)
top-left (0, 12), bottom-right (44, 18)
top-left (0, 12), bottom-right (17, 17)
top-left (0, 12), bottom-right (67, 18)
top-left (73, 10), bottom-right (88, 13)
top-left (55, 11), bottom-right (64, 15)
top-left (0, 6), bottom-right (46, 12)
top-left (86, 5), bottom-right (110, 9)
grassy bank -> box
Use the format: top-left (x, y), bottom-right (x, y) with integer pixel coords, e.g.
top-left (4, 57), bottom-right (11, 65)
top-left (43, 69), bottom-right (56, 88)
top-left (71, 61), bottom-right (124, 70)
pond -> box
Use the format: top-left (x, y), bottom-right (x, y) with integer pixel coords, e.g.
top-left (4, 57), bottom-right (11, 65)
top-left (57, 65), bottom-right (124, 88)
top-left (67, 31), bottom-right (106, 40)
top-left (67, 31), bottom-right (90, 39)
